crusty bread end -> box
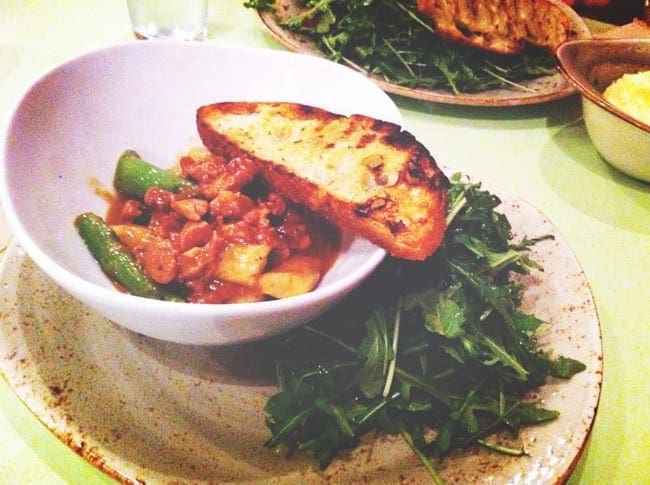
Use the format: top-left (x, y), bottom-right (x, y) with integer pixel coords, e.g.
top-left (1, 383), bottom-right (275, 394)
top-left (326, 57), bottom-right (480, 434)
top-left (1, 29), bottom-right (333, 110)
top-left (416, 0), bottom-right (573, 55)
top-left (196, 102), bottom-right (448, 261)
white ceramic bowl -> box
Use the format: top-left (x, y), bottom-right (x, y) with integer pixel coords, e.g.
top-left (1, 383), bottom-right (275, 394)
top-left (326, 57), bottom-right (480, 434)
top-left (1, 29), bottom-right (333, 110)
top-left (556, 39), bottom-right (650, 182)
top-left (0, 42), bottom-right (401, 345)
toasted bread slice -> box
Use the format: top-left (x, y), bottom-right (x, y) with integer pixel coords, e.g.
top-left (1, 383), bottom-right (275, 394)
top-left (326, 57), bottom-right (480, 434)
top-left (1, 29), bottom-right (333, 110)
top-left (196, 102), bottom-right (448, 261)
top-left (416, 0), bottom-right (573, 55)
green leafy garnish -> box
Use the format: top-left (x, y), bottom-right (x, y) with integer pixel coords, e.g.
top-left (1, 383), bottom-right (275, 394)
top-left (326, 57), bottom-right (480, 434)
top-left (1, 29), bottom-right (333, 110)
top-left (245, 0), bottom-right (557, 93)
top-left (259, 174), bottom-right (586, 479)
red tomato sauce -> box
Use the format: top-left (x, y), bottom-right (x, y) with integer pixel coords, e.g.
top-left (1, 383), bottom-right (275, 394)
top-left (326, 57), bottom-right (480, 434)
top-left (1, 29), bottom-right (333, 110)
top-left (106, 148), bottom-right (341, 303)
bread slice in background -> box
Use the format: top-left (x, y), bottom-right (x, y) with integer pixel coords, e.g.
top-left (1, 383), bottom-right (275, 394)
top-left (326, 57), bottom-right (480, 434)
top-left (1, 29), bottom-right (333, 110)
top-left (196, 102), bottom-right (448, 261)
top-left (416, 0), bottom-right (573, 55)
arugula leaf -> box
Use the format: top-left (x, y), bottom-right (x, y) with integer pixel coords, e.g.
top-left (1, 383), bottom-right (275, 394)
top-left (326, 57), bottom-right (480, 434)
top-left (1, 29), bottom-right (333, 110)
top-left (422, 295), bottom-right (466, 338)
top-left (550, 355), bottom-right (587, 378)
top-left (357, 309), bottom-right (392, 398)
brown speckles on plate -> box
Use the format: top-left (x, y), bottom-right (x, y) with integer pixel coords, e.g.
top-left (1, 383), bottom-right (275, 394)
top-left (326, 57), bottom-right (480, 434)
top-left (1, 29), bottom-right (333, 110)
top-left (0, 187), bottom-right (602, 484)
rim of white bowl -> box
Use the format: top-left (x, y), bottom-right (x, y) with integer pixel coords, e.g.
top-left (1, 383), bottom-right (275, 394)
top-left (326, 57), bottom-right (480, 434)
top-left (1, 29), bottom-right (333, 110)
top-left (0, 41), bottom-right (394, 316)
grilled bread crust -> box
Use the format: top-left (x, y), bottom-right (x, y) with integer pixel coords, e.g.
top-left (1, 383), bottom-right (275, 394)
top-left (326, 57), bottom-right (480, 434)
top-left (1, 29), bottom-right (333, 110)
top-left (196, 102), bottom-right (448, 261)
top-left (416, 0), bottom-right (572, 55)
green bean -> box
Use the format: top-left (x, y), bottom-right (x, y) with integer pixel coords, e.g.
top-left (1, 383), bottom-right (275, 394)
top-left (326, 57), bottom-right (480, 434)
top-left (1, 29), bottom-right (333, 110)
top-left (74, 212), bottom-right (182, 301)
top-left (113, 149), bottom-right (197, 198)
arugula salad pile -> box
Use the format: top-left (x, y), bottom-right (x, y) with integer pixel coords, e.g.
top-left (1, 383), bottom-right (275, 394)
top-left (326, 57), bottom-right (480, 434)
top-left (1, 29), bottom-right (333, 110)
top-left (245, 0), bottom-right (558, 94)
top-left (259, 174), bottom-right (586, 482)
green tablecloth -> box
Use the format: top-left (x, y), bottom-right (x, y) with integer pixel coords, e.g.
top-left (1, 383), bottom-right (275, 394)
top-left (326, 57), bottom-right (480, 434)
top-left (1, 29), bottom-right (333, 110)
top-left (0, 1), bottom-right (648, 483)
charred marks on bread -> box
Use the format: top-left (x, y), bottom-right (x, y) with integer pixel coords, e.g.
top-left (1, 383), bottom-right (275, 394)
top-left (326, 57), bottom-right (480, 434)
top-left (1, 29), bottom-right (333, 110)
top-left (429, 169), bottom-right (449, 191)
top-left (387, 219), bottom-right (407, 234)
top-left (354, 196), bottom-right (393, 218)
top-left (357, 132), bottom-right (378, 149)
top-left (293, 103), bottom-right (325, 117)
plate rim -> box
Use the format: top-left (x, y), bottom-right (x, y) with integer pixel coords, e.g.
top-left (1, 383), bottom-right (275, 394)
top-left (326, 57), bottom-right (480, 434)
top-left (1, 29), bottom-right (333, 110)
top-left (0, 185), bottom-right (603, 483)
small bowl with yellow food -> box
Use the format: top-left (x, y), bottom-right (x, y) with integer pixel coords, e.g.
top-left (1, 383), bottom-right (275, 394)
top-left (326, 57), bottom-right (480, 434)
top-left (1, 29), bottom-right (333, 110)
top-left (557, 38), bottom-right (650, 182)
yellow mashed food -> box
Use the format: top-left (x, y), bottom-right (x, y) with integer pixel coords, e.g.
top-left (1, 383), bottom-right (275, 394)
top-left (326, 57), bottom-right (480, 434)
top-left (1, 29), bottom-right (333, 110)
top-left (603, 70), bottom-right (650, 126)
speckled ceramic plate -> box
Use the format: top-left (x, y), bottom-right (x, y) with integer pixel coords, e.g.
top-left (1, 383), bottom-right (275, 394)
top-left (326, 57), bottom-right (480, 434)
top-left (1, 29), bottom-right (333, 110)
top-left (0, 191), bottom-right (602, 484)
top-left (257, 0), bottom-right (592, 106)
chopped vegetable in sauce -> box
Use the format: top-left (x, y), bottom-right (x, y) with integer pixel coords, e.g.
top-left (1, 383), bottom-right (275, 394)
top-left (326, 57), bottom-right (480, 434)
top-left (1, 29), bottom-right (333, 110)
top-left (76, 149), bottom-right (340, 303)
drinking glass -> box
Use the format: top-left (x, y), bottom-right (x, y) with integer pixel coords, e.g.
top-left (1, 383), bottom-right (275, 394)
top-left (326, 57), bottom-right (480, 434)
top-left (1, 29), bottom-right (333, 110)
top-left (126, 0), bottom-right (208, 41)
